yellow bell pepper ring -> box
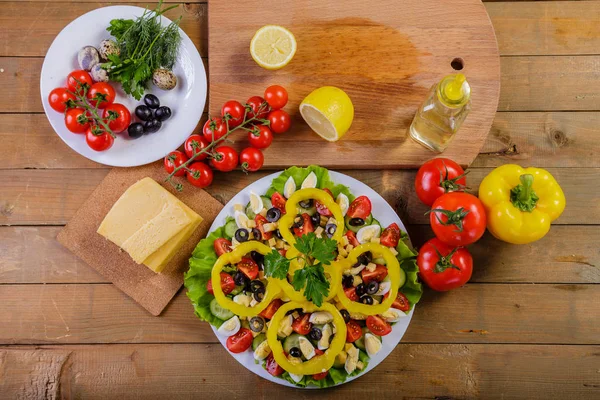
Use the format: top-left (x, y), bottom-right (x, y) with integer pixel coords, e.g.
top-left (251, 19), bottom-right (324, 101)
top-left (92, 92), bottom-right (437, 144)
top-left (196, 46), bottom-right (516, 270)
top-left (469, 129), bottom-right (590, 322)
top-left (335, 243), bottom-right (401, 316)
top-left (211, 241), bottom-right (281, 317)
top-left (278, 188), bottom-right (345, 245)
top-left (267, 301), bottom-right (347, 375)
top-left (478, 164), bottom-right (566, 245)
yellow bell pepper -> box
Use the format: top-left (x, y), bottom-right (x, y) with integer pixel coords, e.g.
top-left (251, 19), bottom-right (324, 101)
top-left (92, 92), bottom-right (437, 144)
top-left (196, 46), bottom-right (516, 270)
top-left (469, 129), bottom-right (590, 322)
top-left (267, 301), bottom-right (347, 375)
top-left (211, 241), bottom-right (281, 317)
top-left (335, 243), bottom-right (402, 316)
top-left (478, 165), bottom-right (566, 244)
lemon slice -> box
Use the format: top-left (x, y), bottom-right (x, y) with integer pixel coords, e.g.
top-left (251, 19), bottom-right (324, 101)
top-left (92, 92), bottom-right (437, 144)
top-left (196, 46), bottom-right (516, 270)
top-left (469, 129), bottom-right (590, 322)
top-left (299, 86), bottom-right (354, 142)
top-left (250, 25), bottom-right (297, 70)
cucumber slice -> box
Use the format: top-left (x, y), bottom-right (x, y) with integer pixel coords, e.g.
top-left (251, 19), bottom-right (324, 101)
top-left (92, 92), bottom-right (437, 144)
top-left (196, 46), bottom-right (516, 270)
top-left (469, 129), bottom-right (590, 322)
top-left (245, 203), bottom-right (256, 219)
top-left (261, 196), bottom-right (273, 210)
top-left (297, 205), bottom-right (317, 216)
top-left (252, 333), bottom-right (267, 350)
top-left (230, 285), bottom-right (243, 296)
top-left (283, 333), bottom-right (303, 354)
top-left (224, 220), bottom-right (237, 240)
top-left (354, 327), bottom-right (370, 351)
top-left (344, 214), bottom-right (374, 233)
top-left (372, 257), bottom-right (386, 265)
top-left (210, 298), bottom-right (234, 320)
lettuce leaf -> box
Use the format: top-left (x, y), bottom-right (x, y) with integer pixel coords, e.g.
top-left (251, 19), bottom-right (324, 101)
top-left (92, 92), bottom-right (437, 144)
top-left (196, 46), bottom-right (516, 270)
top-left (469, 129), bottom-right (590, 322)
top-left (396, 236), bottom-right (423, 308)
top-left (266, 165), bottom-right (354, 202)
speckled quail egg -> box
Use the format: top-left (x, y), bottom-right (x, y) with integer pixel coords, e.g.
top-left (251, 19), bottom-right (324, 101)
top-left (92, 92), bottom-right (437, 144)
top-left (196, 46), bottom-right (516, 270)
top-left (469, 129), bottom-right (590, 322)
top-left (152, 68), bottom-right (177, 90)
top-left (98, 39), bottom-right (120, 60)
top-left (77, 46), bottom-right (100, 71)
top-left (90, 64), bottom-right (108, 82)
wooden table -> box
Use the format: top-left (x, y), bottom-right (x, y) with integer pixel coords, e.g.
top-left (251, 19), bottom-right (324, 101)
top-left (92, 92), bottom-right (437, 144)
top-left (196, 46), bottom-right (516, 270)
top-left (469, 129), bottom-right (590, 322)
top-left (0, 1), bottom-right (599, 398)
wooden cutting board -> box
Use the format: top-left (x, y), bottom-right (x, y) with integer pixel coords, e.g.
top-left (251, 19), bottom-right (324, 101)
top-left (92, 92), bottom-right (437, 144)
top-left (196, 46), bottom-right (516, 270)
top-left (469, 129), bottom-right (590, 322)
top-left (208, 0), bottom-right (500, 168)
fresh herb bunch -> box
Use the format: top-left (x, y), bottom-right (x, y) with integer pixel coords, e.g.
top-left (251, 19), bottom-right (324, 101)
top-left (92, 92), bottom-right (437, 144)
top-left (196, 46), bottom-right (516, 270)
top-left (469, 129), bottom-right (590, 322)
top-left (102, 1), bottom-right (182, 99)
top-left (264, 232), bottom-right (338, 306)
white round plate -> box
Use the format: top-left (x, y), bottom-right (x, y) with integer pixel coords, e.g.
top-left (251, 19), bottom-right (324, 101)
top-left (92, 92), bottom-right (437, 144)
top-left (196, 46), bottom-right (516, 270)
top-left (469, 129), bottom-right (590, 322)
top-left (40, 5), bottom-right (206, 167)
top-left (208, 170), bottom-right (415, 388)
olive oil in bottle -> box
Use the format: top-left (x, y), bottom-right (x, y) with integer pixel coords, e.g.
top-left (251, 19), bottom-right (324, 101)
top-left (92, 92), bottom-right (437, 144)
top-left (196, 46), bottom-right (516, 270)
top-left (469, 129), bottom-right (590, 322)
top-left (409, 73), bottom-right (471, 153)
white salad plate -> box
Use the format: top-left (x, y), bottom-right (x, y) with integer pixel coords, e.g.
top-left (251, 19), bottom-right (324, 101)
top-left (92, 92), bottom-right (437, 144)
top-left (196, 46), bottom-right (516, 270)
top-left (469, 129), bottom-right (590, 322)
top-left (40, 5), bottom-right (206, 167)
top-left (208, 170), bottom-right (416, 388)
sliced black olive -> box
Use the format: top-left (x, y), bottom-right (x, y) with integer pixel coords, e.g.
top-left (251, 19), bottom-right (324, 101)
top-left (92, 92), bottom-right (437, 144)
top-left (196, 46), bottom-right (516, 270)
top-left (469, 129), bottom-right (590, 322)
top-left (250, 250), bottom-right (264, 264)
top-left (358, 251), bottom-right (373, 266)
top-left (127, 122), bottom-right (145, 139)
top-left (253, 290), bottom-right (265, 302)
top-left (360, 295), bottom-right (374, 305)
top-left (289, 347), bottom-right (302, 358)
top-left (325, 223), bottom-right (337, 238)
top-left (249, 316), bottom-right (265, 333)
top-left (274, 229), bottom-right (283, 240)
top-left (308, 327), bottom-right (322, 341)
top-left (155, 106), bottom-right (172, 121)
top-left (356, 283), bottom-right (367, 297)
top-left (366, 281), bottom-right (379, 295)
top-left (349, 217), bottom-right (365, 227)
top-left (251, 228), bottom-right (262, 241)
top-left (292, 215), bottom-right (304, 228)
top-left (135, 105), bottom-right (153, 121)
top-left (342, 275), bottom-right (354, 288)
top-left (143, 118), bottom-right (162, 133)
top-left (340, 309), bottom-right (351, 323)
top-left (144, 94), bottom-right (160, 109)
top-left (250, 280), bottom-right (265, 294)
top-left (266, 207), bottom-right (281, 222)
top-left (299, 199), bottom-right (313, 208)
top-left (310, 214), bottom-right (320, 227)
top-left (233, 271), bottom-right (248, 287)
top-left (234, 228), bottom-right (249, 243)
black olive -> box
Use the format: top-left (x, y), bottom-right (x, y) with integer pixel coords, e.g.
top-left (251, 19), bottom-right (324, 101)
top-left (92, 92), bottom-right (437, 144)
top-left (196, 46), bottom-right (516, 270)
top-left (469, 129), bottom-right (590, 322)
top-left (340, 309), bottom-right (351, 323)
top-left (366, 281), bottom-right (379, 295)
top-left (249, 316), bottom-right (265, 333)
top-left (358, 251), bottom-right (373, 266)
top-left (233, 271), bottom-right (248, 287)
top-left (289, 347), bottom-right (302, 358)
top-left (155, 106), bottom-right (172, 121)
top-left (342, 275), bottom-right (354, 288)
top-left (310, 214), bottom-right (320, 227)
top-left (253, 290), bottom-right (265, 302)
top-left (135, 105), bottom-right (153, 121)
top-left (250, 280), bottom-right (265, 294)
top-left (292, 215), bottom-right (304, 228)
top-left (308, 327), bottom-right (322, 341)
top-left (325, 223), bottom-right (337, 238)
top-left (143, 118), bottom-right (162, 133)
top-left (299, 199), bottom-right (313, 208)
top-left (250, 250), bottom-right (264, 265)
top-left (144, 94), bottom-right (160, 109)
top-left (349, 217), bottom-right (365, 227)
top-left (127, 122), bottom-right (145, 139)
top-left (235, 228), bottom-right (249, 243)
top-left (356, 283), bottom-right (367, 297)
top-left (251, 228), bottom-right (262, 241)
top-left (274, 229), bottom-right (283, 240)
top-left (360, 295), bottom-right (374, 305)
top-left (266, 207), bottom-right (281, 222)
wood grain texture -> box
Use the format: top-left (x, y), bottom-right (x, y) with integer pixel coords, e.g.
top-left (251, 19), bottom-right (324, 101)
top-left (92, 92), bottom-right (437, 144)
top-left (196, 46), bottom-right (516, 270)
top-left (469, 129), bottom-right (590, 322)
top-left (0, 344), bottom-right (598, 399)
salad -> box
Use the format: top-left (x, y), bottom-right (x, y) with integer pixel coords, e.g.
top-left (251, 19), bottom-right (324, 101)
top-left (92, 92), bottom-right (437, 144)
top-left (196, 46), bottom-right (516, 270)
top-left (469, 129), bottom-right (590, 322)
top-left (184, 166), bottom-right (422, 388)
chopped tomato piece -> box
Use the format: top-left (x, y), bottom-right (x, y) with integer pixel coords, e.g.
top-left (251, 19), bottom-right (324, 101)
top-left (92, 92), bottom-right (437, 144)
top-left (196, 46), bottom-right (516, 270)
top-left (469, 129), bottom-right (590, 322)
top-left (214, 238), bottom-right (232, 256)
top-left (315, 188), bottom-right (333, 217)
top-left (292, 313), bottom-right (312, 335)
top-left (293, 213), bottom-right (314, 236)
top-left (259, 299), bottom-right (283, 320)
top-left (255, 214), bottom-right (273, 240)
top-left (346, 320), bottom-right (362, 343)
top-left (226, 328), bottom-right (253, 353)
top-left (345, 231), bottom-right (360, 247)
top-left (343, 287), bottom-right (359, 302)
top-left (361, 265), bottom-right (388, 284)
top-left (384, 291), bottom-right (411, 312)
top-left (206, 272), bottom-right (235, 295)
top-left (237, 257), bottom-right (259, 280)
top-left (380, 223), bottom-right (401, 248)
top-left (346, 195), bottom-right (372, 219)
top-left (366, 315), bottom-right (392, 336)
top-left (266, 353), bottom-right (284, 376)
top-left (271, 192), bottom-right (287, 213)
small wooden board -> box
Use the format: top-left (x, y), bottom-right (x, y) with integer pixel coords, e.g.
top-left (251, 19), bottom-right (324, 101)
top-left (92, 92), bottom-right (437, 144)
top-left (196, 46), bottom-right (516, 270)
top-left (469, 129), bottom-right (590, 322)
top-left (57, 164), bottom-right (223, 316)
top-left (208, 0), bottom-right (501, 168)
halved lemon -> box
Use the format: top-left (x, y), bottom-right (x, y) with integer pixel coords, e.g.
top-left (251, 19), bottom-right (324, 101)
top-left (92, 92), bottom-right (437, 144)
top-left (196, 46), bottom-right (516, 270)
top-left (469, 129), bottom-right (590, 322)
top-left (299, 86), bottom-right (354, 142)
top-left (250, 25), bottom-right (297, 70)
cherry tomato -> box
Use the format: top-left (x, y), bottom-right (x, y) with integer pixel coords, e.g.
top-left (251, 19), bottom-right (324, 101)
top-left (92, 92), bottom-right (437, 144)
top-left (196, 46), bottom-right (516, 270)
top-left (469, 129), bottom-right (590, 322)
top-left (246, 96), bottom-right (270, 119)
top-left (206, 272), bottom-right (235, 295)
top-left (343, 287), bottom-right (359, 302)
top-left (361, 265), bottom-right (388, 284)
top-left (66, 70), bottom-right (92, 93)
top-left (214, 238), bottom-right (232, 257)
top-left (384, 291), bottom-right (410, 312)
top-left (221, 100), bottom-right (245, 128)
top-left (163, 151), bottom-right (189, 177)
top-left (237, 257), bottom-right (259, 280)
top-left (87, 82), bottom-right (115, 108)
top-left (271, 192), bottom-right (287, 211)
top-left (417, 238), bottom-right (473, 292)
top-left (415, 158), bottom-right (467, 206)
top-left (264, 85), bottom-right (288, 110)
top-left (312, 371), bottom-right (328, 380)
top-left (202, 117), bottom-right (227, 143)
top-left (293, 213), bottom-right (314, 237)
top-left (210, 146), bottom-right (238, 172)
top-left (380, 223), bottom-right (401, 248)
top-left (184, 134), bottom-right (209, 160)
top-left (48, 88), bottom-right (75, 113)
top-left (292, 313), bottom-right (312, 335)
top-left (347, 196), bottom-right (372, 219)
top-left (429, 192), bottom-right (486, 246)
top-left (254, 214), bottom-right (273, 240)
top-left (265, 353), bottom-right (284, 376)
top-left (247, 125), bottom-right (273, 149)
top-left (267, 110), bottom-right (291, 134)
top-left (85, 125), bottom-right (114, 152)
top-left (345, 231), bottom-right (360, 247)
top-left (315, 188), bottom-right (333, 217)
top-left (64, 108), bottom-right (90, 133)
top-left (366, 315), bottom-right (392, 336)
top-left (259, 298), bottom-right (283, 320)
top-left (346, 320), bottom-right (363, 343)
top-left (226, 328), bottom-right (253, 353)
top-left (102, 103), bottom-right (131, 133)
top-left (186, 162), bottom-right (213, 188)
top-left (239, 147), bottom-right (264, 172)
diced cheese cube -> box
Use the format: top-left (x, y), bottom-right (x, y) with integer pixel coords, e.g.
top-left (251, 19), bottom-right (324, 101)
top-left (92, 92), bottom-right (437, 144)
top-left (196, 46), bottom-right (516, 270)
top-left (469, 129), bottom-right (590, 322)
top-left (247, 220), bottom-right (256, 228)
top-left (268, 238), bottom-right (277, 247)
top-left (259, 209), bottom-right (268, 217)
top-left (234, 204), bottom-right (244, 212)
top-left (350, 264), bottom-right (366, 276)
top-left (263, 222), bottom-right (277, 233)
top-left (370, 237), bottom-right (381, 244)
top-left (314, 226), bottom-right (324, 236)
top-left (233, 294), bottom-right (252, 307)
top-left (346, 244), bottom-right (354, 252)
top-left (353, 275), bottom-right (363, 286)
top-left (275, 240), bottom-right (285, 249)
top-left (327, 217), bottom-right (337, 226)
top-left (341, 236), bottom-right (349, 246)
top-left (338, 245), bottom-right (348, 257)
top-left (356, 361), bottom-right (365, 370)
top-left (366, 262), bottom-right (377, 272)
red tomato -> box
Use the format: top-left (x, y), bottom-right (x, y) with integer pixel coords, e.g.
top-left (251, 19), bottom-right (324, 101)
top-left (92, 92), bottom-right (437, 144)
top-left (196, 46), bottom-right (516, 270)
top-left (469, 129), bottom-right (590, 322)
top-left (415, 158), bottom-right (467, 206)
top-left (345, 231), bottom-right (360, 247)
top-left (312, 371), bottom-right (328, 380)
top-left (380, 223), bottom-right (401, 248)
top-left (237, 257), bottom-right (259, 280)
top-left (315, 188), bottom-right (333, 217)
top-left (48, 88), bottom-right (75, 112)
top-left (361, 265), bottom-right (388, 284)
top-left (347, 196), bottom-right (372, 219)
top-left (268, 110), bottom-right (291, 134)
top-left (206, 272), bottom-right (235, 295)
top-left (239, 147), bottom-right (264, 172)
top-left (271, 192), bottom-right (287, 211)
top-left (164, 151), bottom-right (189, 177)
top-left (292, 313), bottom-right (312, 335)
top-left (259, 299), bottom-right (283, 320)
top-left (246, 96), bottom-right (270, 119)
top-left (417, 238), bottom-right (473, 291)
top-left (429, 192), bottom-right (486, 246)
top-left (214, 238), bottom-right (232, 256)
top-left (86, 82), bottom-right (115, 108)
top-left (226, 328), bottom-right (254, 353)
top-left (184, 134), bottom-right (209, 159)
top-left (102, 103), bottom-right (131, 133)
top-left (366, 315), bottom-right (392, 336)
top-left (255, 214), bottom-right (273, 240)
top-left (247, 125), bottom-right (273, 149)
top-left (85, 125), bottom-right (114, 152)
top-left (221, 100), bottom-right (245, 128)
top-left (278, 249), bottom-right (287, 257)
top-left (266, 353), bottom-right (284, 376)
top-left (64, 108), bottom-right (90, 133)
top-left (210, 146), bottom-right (238, 172)
top-left (264, 85), bottom-right (288, 110)
top-left (293, 213), bottom-right (314, 237)
top-left (346, 320), bottom-right (362, 343)
top-left (202, 117), bottom-right (227, 143)
top-left (384, 291), bottom-right (410, 312)
top-left (66, 70), bottom-right (93, 93)
top-left (186, 162), bottom-right (213, 188)
top-left (343, 287), bottom-right (359, 302)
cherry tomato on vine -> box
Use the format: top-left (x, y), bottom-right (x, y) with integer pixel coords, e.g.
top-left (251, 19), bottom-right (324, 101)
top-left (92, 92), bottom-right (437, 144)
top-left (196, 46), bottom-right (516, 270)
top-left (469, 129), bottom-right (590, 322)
top-left (164, 150), bottom-right (189, 177)
top-left (64, 108), bottom-right (90, 133)
top-left (202, 117), bottom-right (227, 143)
top-left (184, 134), bottom-right (209, 159)
top-left (102, 103), bottom-right (131, 133)
top-left (48, 88), bottom-right (75, 113)
top-left (429, 192), bottom-right (486, 246)
top-left (221, 100), bottom-right (245, 128)
top-left (66, 70), bottom-right (93, 93)
top-left (85, 125), bottom-right (114, 152)
top-left (267, 110), bottom-right (291, 134)
top-left (87, 82), bottom-right (115, 108)
top-left (417, 237), bottom-right (473, 291)
top-left (415, 158), bottom-right (468, 206)
top-left (186, 162), bottom-right (213, 188)
top-left (210, 146), bottom-right (238, 172)
top-left (264, 85), bottom-right (288, 110)
top-left (247, 125), bottom-right (273, 149)
top-left (239, 147), bottom-right (264, 172)
top-left (246, 96), bottom-right (269, 119)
